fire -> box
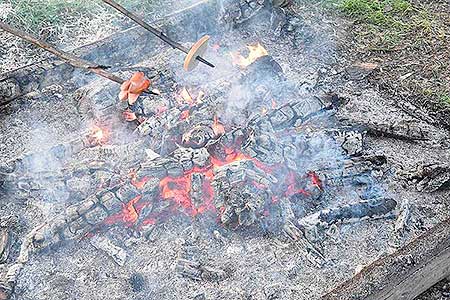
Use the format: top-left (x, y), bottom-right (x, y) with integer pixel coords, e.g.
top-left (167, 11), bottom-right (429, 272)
top-left (231, 43), bottom-right (269, 68)
top-left (88, 125), bottom-right (108, 145)
top-left (122, 195), bottom-right (141, 224)
top-left (176, 87), bottom-right (205, 106)
top-left (212, 115), bottom-right (225, 136)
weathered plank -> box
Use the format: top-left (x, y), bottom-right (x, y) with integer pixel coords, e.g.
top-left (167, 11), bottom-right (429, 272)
top-left (322, 217), bottom-right (450, 300)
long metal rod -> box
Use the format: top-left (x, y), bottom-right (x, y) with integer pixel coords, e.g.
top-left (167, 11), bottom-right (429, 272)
top-left (100, 0), bottom-right (215, 69)
top-left (0, 21), bottom-right (158, 95)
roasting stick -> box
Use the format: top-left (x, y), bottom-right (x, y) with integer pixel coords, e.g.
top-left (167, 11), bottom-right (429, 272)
top-left (0, 21), bottom-right (158, 95)
top-left (100, 0), bottom-right (215, 70)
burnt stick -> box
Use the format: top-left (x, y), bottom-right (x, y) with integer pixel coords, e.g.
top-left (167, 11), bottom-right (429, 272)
top-left (0, 21), bottom-right (158, 95)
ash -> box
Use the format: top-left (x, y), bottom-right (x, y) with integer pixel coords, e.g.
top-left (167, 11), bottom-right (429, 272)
top-left (1, 1), bottom-right (450, 300)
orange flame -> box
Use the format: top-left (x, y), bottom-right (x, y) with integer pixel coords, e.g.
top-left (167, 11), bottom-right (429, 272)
top-left (178, 87), bottom-right (194, 105)
top-left (88, 125), bottom-right (108, 145)
top-left (231, 43), bottom-right (269, 68)
top-left (213, 116), bottom-right (225, 136)
top-left (180, 110), bottom-right (190, 120)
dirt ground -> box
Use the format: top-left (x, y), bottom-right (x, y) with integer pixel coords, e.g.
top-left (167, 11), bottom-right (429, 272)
top-left (0, 0), bottom-right (449, 299)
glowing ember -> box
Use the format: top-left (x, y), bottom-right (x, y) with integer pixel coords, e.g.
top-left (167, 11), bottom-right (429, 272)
top-left (308, 171), bottom-right (323, 190)
top-left (123, 110), bottom-right (137, 121)
top-left (212, 115), bottom-right (225, 136)
top-left (231, 43), bottom-right (269, 68)
top-left (122, 195), bottom-right (141, 224)
top-left (88, 125), bottom-right (108, 145)
top-left (176, 87), bottom-right (205, 106)
top-left (180, 110), bottom-right (190, 120)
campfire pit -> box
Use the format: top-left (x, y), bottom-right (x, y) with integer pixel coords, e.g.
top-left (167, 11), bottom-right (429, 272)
top-left (1, 1), bottom-right (450, 300)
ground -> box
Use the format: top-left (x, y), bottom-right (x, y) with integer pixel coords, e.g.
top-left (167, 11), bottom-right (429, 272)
top-left (0, 0), bottom-right (449, 299)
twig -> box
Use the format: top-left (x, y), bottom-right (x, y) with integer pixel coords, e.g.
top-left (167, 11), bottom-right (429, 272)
top-left (100, 0), bottom-right (215, 69)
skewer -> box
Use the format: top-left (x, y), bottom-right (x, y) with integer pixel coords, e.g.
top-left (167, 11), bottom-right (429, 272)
top-left (0, 21), bottom-right (158, 95)
top-left (100, 0), bottom-right (215, 71)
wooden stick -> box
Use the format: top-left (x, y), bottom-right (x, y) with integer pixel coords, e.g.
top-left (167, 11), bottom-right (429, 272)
top-left (100, 0), bottom-right (215, 69)
top-left (0, 20), bottom-right (124, 85)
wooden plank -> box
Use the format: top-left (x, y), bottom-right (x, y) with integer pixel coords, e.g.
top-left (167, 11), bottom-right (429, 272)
top-left (322, 217), bottom-right (450, 300)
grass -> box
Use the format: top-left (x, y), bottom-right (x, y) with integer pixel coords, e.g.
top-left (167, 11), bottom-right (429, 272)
top-left (0, 0), bottom-right (162, 37)
top-left (1, 0), bottom-right (99, 33)
top-left (337, 0), bottom-right (412, 26)
top-left (325, 0), bottom-right (441, 50)
top-left (440, 94), bottom-right (450, 106)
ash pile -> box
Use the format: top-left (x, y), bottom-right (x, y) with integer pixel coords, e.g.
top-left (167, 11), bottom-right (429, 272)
top-left (0, 1), bottom-right (449, 300)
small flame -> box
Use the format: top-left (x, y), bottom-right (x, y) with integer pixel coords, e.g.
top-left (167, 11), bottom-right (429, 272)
top-left (180, 110), bottom-right (190, 120)
top-left (88, 125), bottom-right (108, 145)
top-left (213, 115), bottom-right (225, 136)
top-left (175, 87), bottom-right (205, 106)
top-left (231, 43), bottom-right (269, 68)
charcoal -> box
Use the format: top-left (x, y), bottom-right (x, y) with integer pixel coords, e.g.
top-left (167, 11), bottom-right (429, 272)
top-left (331, 128), bottom-right (365, 156)
top-left (299, 197), bottom-right (398, 230)
top-left (175, 259), bottom-right (229, 282)
top-left (76, 196), bottom-right (98, 215)
top-left (115, 184), bottom-right (140, 203)
top-left (362, 120), bottom-right (426, 141)
top-left (98, 192), bottom-right (122, 213)
top-left (0, 229), bottom-right (11, 264)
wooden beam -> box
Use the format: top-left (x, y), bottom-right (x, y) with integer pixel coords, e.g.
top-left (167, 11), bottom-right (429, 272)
top-left (322, 217), bottom-right (450, 300)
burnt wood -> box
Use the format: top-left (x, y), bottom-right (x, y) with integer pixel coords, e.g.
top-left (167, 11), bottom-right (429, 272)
top-left (322, 217), bottom-right (450, 300)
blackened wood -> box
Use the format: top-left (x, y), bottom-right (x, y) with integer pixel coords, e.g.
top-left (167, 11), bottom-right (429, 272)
top-left (322, 217), bottom-right (450, 300)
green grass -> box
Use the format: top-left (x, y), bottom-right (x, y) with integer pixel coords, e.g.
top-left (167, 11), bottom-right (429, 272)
top-left (338, 0), bottom-right (412, 26)
top-left (1, 0), bottom-right (99, 32)
top-left (325, 0), bottom-right (442, 50)
top-left (0, 0), bottom-right (161, 36)
top-left (440, 94), bottom-right (450, 106)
